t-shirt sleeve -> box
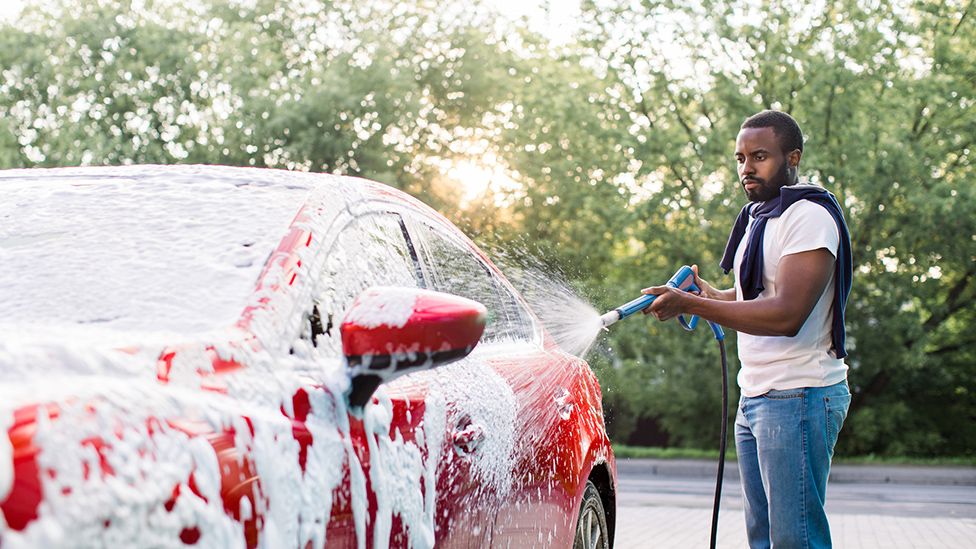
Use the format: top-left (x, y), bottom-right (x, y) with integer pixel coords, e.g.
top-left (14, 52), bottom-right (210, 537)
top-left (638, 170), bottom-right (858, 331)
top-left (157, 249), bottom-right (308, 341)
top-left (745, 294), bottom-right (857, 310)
top-left (779, 201), bottom-right (840, 258)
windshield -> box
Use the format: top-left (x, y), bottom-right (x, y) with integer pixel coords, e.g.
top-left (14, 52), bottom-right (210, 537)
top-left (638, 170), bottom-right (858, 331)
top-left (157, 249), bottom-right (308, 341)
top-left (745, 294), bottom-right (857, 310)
top-left (0, 167), bottom-right (311, 336)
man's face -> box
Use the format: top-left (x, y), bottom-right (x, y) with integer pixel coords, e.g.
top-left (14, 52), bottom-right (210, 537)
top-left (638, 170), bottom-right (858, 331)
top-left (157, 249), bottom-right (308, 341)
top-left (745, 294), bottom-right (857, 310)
top-left (735, 127), bottom-right (793, 202)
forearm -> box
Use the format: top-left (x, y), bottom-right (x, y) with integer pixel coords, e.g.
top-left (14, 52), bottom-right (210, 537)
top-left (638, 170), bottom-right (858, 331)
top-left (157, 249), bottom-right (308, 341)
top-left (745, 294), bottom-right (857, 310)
top-left (647, 251), bottom-right (833, 335)
top-left (684, 294), bottom-right (803, 337)
top-left (705, 286), bottom-right (737, 302)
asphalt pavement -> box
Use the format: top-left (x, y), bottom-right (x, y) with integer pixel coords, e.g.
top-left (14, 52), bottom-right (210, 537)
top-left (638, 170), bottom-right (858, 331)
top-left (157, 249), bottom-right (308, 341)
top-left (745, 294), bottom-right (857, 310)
top-left (613, 458), bottom-right (976, 548)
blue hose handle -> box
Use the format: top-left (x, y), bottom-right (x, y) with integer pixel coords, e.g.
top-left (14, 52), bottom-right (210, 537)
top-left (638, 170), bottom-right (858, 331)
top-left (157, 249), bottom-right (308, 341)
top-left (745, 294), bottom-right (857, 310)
top-left (615, 265), bottom-right (725, 340)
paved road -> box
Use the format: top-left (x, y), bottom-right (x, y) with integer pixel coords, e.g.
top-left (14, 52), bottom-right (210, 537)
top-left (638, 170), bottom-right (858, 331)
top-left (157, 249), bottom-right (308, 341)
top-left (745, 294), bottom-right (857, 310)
top-left (614, 459), bottom-right (976, 548)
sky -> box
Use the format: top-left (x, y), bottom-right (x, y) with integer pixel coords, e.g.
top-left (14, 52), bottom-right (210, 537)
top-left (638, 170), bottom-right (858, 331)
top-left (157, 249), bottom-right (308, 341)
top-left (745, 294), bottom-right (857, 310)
top-left (493, 0), bottom-right (582, 43)
top-left (0, 0), bottom-right (21, 21)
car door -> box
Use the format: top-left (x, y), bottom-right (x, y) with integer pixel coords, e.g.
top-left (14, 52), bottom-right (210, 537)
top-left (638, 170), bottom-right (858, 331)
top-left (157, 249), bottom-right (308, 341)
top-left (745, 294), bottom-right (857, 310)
top-left (403, 216), bottom-right (583, 547)
top-left (303, 209), bottom-right (490, 548)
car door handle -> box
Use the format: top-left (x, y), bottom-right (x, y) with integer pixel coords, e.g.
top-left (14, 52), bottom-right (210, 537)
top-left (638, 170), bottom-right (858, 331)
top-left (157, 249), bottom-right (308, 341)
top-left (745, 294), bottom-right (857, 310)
top-left (452, 423), bottom-right (485, 456)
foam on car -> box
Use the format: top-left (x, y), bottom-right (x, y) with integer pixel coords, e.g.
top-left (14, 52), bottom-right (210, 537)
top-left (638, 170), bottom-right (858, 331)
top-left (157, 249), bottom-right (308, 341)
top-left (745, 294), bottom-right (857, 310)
top-left (432, 356), bottom-right (517, 498)
top-left (343, 288), bottom-right (417, 329)
top-left (363, 391), bottom-right (440, 549)
top-left (0, 166), bottom-right (524, 548)
top-left (0, 165), bottom-right (311, 336)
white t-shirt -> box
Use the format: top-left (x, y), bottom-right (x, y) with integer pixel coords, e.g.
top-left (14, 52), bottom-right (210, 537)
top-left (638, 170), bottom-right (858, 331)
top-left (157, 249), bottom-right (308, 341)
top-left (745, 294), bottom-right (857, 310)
top-left (733, 199), bottom-right (848, 397)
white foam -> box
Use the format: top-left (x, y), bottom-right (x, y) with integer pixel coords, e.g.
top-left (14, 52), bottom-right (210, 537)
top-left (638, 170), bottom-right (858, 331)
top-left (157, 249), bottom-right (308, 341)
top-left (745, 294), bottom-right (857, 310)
top-left (0, 166), bottom-right (531, 548)
top-left (0, 166), bottom-right (310, 335)
top-left (344, 288), bottom-right (417, 329)
top-left (430, 350), bottom-right (517, 497)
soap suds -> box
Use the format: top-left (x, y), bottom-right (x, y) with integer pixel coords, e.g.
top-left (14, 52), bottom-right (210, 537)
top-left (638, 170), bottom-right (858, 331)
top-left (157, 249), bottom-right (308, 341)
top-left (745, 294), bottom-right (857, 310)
top-left (432, 355), bottom-right (517, 498)
top-left (0, 166), bottom-right (568, 548)
top-left (0, 166), bottom-right (310, 336)
top-left (344, 287), bottom-right (417, 329)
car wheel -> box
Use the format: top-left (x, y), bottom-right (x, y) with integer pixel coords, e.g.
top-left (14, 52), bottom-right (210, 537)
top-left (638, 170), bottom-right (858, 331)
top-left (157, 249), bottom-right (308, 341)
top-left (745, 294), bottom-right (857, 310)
top-left (573, 480), bottom-right (609, 549)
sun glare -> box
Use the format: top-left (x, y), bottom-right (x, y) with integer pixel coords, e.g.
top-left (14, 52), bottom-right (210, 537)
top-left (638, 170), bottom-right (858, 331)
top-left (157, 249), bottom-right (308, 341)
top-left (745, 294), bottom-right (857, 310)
top-left (443, 157), bottom-right (520, 207)
top-left (0, 1), bottom-right (23, 22)
top-left (448, 161), bottom-right (493, 203)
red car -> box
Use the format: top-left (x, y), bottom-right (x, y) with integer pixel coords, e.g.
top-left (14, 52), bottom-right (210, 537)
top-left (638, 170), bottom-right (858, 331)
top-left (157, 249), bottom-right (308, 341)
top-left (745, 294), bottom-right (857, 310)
top-left (0, 166), bottom-right (615, 548)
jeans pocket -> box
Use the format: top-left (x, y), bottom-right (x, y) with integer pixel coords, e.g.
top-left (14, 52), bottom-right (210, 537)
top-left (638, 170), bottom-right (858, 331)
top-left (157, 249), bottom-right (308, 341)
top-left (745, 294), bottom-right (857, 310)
top-left (824, 393), bottom-right (852, 456)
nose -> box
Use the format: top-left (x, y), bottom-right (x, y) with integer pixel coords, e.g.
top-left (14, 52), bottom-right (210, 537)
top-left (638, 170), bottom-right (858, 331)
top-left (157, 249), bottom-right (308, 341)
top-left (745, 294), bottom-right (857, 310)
top-left (739, 158), bottom-right (755, 179)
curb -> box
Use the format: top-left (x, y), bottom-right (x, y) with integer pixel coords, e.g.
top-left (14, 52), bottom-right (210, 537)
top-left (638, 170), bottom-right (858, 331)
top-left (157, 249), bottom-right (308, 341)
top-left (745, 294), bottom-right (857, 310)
top-left (616, 458), bottom-right (976, 486)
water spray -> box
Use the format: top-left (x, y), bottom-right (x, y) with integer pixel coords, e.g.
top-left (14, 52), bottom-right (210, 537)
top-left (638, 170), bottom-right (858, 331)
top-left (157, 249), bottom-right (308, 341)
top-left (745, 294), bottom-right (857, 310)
top-left (601, 265), bottom-right (728, 549)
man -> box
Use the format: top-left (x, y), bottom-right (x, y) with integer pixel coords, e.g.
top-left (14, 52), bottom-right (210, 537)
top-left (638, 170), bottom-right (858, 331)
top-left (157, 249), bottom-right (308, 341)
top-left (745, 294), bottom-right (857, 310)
top-left (644, 110), bottom-right (853, 548)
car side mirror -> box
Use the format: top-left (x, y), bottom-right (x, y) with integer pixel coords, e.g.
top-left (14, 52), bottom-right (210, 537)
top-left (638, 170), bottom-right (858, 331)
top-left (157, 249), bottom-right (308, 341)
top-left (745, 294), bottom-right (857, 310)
top-left (341, 286), bottom-right (487, 409)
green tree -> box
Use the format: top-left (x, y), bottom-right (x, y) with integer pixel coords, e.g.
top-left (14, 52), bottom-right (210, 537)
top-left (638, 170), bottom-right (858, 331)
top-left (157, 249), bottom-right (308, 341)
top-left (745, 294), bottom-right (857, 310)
top-left (2, 0), bottom-right (972, 457)
top-left (0, 0), bottom-right (524, 210)
top-left (575, 0), bottom-right (976, 455)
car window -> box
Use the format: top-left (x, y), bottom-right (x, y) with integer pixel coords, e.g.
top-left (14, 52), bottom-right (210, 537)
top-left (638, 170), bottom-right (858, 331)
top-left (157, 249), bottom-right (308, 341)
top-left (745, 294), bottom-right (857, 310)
top-left (406, 219), bottom-right (534, 344)
top-left (311, 212), bottom-right (423, 354)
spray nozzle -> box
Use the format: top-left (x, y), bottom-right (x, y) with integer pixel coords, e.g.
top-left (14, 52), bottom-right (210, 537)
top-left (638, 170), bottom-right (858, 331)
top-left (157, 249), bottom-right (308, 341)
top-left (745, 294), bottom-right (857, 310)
top-left (599, 310), bottom-right (620, 328)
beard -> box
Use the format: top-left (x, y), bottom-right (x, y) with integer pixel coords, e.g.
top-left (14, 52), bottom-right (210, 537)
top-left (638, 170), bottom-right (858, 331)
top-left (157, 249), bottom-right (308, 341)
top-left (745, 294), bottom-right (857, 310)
top-left (742, 159), bottom-right (792, 202)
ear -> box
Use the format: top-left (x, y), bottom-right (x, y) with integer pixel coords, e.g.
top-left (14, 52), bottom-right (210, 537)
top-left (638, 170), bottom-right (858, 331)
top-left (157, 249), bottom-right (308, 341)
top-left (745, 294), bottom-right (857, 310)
top-left (787, 149), bottom-right (802, 168)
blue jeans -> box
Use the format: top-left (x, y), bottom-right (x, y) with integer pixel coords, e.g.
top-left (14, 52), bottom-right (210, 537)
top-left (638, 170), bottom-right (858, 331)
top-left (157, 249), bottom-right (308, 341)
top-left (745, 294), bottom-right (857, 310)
top-left (734, 380), bottom-right (851, 549)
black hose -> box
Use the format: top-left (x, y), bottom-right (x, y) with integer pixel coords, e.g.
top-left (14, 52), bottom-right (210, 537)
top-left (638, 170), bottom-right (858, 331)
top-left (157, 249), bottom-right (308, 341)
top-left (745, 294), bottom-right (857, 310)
top-left (709, 338), bottom-right (729, 549)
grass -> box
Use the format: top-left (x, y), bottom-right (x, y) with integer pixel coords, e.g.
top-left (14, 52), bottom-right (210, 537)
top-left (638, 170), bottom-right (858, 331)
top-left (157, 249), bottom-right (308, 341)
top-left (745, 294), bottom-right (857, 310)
top-left (612, 444), bottom-right (735, 460)
top-left (612, 444), bottom-right (976, 466)
top-left (830, 454), bottom-right (976, 467)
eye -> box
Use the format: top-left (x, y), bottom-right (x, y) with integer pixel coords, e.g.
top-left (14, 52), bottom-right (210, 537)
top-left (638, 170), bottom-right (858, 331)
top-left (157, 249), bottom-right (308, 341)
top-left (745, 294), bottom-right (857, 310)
top-left (735, 155), bottom-right (744, 164)
top-left (755, 153), bottom-right (767, 161)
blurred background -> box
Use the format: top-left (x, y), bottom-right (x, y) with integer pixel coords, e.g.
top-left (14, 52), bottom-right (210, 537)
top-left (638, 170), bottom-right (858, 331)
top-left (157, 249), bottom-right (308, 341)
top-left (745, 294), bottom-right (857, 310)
top-left (1, 0), bottom-right (972, 460)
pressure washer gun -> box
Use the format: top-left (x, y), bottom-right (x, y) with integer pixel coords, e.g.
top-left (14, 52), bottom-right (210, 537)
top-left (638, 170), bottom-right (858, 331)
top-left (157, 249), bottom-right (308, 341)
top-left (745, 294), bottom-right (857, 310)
top-left (599, 265), bottom-right (725, 341)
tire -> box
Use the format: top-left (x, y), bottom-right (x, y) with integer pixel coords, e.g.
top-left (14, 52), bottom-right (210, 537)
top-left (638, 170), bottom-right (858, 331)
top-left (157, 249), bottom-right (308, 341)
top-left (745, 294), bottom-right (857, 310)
top-left (573, 480), bottom-right (610, 549)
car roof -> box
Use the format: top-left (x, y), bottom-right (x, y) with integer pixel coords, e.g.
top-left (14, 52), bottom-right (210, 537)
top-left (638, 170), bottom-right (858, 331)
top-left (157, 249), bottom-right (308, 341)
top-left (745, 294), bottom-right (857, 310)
top-left (0, 165), bottom-right (533, 344)
top-left (0, 165), bottom-right (353, 339)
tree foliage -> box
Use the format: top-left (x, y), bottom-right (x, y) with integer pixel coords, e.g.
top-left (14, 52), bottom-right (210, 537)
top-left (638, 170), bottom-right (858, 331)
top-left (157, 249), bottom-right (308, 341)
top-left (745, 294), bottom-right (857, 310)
top-left (573, 0), bottom-right (976, 455)
top-left (1, 0), bottom-right (972, 456)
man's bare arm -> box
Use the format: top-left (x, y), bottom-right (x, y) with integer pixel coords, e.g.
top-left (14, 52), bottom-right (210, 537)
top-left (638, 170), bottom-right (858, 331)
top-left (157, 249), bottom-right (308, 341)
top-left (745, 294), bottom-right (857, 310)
top-left (647, 250), bottom-right (835, 336)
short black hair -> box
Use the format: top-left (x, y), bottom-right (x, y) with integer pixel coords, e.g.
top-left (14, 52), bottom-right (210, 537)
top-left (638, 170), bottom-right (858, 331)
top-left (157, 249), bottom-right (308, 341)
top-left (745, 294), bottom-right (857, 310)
top-left (741, 110), bottom-right (804, 153)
